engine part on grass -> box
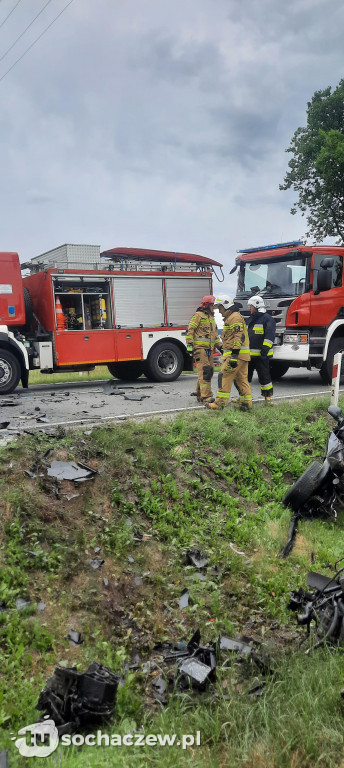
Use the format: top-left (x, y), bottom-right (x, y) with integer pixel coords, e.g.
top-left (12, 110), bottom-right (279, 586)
top-left (281, 405), bottom-right (344, 557)
top-left (37, 662), bottom-right (120, 732)
top-left (288, 565), bottom-right (344, 648)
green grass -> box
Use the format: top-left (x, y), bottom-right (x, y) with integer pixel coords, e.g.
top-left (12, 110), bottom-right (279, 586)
top-left (1, 397), bottom-right (344, 766)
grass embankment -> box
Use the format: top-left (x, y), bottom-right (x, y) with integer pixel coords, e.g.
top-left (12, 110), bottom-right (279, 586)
top-left (1, 399), bottom-right (344, 767)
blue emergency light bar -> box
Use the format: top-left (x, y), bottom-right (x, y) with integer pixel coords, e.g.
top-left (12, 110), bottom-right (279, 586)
top-left (237, 241), bottom-right (304, 254)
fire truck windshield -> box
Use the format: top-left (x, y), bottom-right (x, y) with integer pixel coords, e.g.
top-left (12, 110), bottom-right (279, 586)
top-left (237, 256), bottom-right (308, 298)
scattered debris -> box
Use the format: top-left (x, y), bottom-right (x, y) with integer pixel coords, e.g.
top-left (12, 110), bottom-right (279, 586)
top-left (184, 548), bottom-right (209, 569)
top-left (47, 461), bottom-right (94, 482)
top-left (230, 543), bottom-right (246, 556)
top-left (102, 382), bottom-right (125, 396)
top-left (88, 558), bottom-right (104, 570)
top-left (37, 662), bottom-right (120, 732)
top-left (179, 589), bottom-right (189, 609)
top-left (0, 422), bottom-right (10, 430)
top-left (123, 393), bottom-right (149, 402)
top-left (134, 576), bottom-right (143, 586)
top-left (195, 572), bottom-right (207, 581)
top-left (68, 630), bottom-right (83, 646)
top-left (103, 578), bottom-right (109, 587)
top-left (62, 493), bottom-right (80, 502)
top-left (15, 598), bottom-right (30, 611)
top-left (37, 602), bottom-right (47, 612)
top-left (219, 636), bottom-right (252, 657)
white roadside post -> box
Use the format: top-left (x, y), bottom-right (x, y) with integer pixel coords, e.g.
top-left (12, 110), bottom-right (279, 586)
top-left (330, 352), bottom-right (342, 407)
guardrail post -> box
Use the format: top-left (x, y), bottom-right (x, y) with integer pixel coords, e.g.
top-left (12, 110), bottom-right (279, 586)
top-left (330, 352), bottom-right (342, 406)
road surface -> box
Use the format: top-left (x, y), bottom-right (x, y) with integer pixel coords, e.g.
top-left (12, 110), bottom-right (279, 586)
top-left (0, 368), bottom-right (338, 441)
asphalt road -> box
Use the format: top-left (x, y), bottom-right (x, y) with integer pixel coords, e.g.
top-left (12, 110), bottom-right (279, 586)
top-left (0, 368), bottom-right (337, 440)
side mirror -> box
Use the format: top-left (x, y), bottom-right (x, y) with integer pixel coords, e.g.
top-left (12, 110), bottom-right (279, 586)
top-left (317, 268), bottom-right (332, 292)
top-left (328, 405), bottom-right (343, 422)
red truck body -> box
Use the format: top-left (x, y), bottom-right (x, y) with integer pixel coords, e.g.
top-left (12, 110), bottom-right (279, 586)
top-left (233, 241), bottom-right (344, 382)
top-left (0, 245), bottom-right (222, 393)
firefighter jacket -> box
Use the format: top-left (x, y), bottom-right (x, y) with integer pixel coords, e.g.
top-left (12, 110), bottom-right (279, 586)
top-left (186, 309), bottom-right (221, 352)
top-left (247, 310), bottom-right (276, 358)
top-left (221, 308), bottom-right (250, 362)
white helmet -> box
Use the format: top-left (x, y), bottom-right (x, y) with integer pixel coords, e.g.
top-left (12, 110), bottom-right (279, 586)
top-left (214, 295), bottom-right (235, 310)
top-left (247, 295), bottom-right (266, 313)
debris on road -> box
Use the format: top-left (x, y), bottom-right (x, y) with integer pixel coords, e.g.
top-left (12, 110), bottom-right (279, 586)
top-left (123, 393), bottom-right (150, 402)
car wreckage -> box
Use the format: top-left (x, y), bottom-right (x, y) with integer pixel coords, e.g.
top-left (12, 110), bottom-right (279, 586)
top-left (281, 404), bottom-right (344, 556)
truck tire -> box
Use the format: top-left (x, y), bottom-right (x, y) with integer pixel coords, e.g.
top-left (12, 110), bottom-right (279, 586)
top-left (270, 361), bottom-right (289, 380)
top-left (283, 461), bottom-right (323, 512)
top-left (107, 361), bottom-right (144, 380)
top-left (146, 341), bottom-right (184, 382)
top-left (0, 349), bottom-right (21, 394)
top-left (320, 338), bottom-right (344, 385)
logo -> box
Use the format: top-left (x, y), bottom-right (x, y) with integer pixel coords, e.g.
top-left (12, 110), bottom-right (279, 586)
top-left (12, 715), bottom-right (59, 758)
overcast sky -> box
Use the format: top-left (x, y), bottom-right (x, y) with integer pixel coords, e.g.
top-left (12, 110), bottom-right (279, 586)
top-left (0, 0), bottom-right (343, 296)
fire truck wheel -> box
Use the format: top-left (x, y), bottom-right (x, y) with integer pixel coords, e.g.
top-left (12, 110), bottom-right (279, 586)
top-left (320, 338), bottom-right (344, 385)
top-left (283, 461), bottom-right (323, 512)
top-left (269, 361), bottom-right (289, 380)
top-left (146, 342), bottom-right (183, 381)
top-left (0, 350), bottom-right (21, 394)
top-left (107, 362), bottom-right (144, 380)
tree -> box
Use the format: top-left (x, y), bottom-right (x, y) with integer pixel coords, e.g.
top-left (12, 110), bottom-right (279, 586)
top-left (280, 80), bottom-right (344, 242)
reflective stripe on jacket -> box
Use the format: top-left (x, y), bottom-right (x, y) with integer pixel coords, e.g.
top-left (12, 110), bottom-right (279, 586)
top-left (186, 310), bottom-right (221, 351)
top-left (221, 308), bottom-right (250, 361)
top-left (247, 310), bottom-right (276, 357)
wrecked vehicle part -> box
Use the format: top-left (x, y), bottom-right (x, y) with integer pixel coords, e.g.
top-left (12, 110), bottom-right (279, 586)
top-left (178, 658), bottom-right (213, 689)
top-left (68, 630), bottom-right (83, 646)
top-left (47, 461), bottom-right (93, 482)
top-left (37, 662), bottom-right (120, 731)
top-left (289, 566), bottom-right (344, 647)
top-left (281, 406), bottom-right (344, 556)
top-left (179, 589), bottom-right (189, 609)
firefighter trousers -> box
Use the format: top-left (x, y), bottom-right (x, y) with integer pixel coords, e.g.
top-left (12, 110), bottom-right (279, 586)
top-left (215, 359), bottom-right (252, 408)
top-left (194, 348), bottom-right (214, 400)
top-left (248, 357), bottom-right (273, 398)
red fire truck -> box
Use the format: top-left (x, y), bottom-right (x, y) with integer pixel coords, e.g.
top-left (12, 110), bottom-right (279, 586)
top-left (232, 240), bottom-right (344, 383)
top-left (0, 244), bottom-right (223, 395)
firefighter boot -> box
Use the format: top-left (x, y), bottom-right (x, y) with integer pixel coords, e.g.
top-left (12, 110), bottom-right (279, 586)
top-left (264, 397), bottom-right (274, 406)
top-left (205, 401), bottom-right (221, 410)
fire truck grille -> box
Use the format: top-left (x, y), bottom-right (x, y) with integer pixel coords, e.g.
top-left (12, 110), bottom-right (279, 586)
top-left (234, 297), bottom-right (293, 329)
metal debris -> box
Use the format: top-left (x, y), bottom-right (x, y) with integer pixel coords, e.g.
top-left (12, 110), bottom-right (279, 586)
top-left (89, 558), bottom-right (104, 570)
top-left (37, 662), bottom-right (120, 731)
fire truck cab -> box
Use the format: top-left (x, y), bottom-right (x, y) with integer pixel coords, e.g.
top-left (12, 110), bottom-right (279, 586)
top-left (0, 244), bottom-right (223, 394)
top-left (232, 241), bottom-right (344, 383)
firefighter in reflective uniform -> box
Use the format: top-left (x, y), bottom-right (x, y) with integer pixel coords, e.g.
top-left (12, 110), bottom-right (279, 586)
top-left (186, 295), bottom-right (223, 402)
top-left (206, 295), bottom-right (252, 411)
top-left (246, 296), bottom-right (276, 404)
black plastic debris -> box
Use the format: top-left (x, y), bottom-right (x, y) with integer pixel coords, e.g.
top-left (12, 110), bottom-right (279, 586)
top-left (179, 589), bottom-right (189, 609)
top-left (89, 558), bottom-right (104, 570)
top-left (0, 422), bottom-right (10, 430)
top-left (103, 382), bottom-right (125, 396)
top-left (288, 565), bottom-right (344, 648)
top-left (176, 631), bottom-right (216, 689)
top-left (68, 630), bottom-right (83, 646)
top-left (184, 548), bottom-right (209, 569)
top-left (47, 461), bottom-right (94, 481)
top-left (0, 401), bottom-right (18, 407)
top-left (37, 662), bottom-right (120, 731)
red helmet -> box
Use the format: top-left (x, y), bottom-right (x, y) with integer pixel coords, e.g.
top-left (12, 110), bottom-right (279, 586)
top-left (200, 295), bottom-right (215, 309)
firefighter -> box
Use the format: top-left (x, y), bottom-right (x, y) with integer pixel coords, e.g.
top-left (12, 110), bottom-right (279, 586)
top-left (246, 295), bottom-right (276, 404)
top-left (206, 295), bottom-right (252, 411)
top-left (186, 295), bottom-right (223, 402)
